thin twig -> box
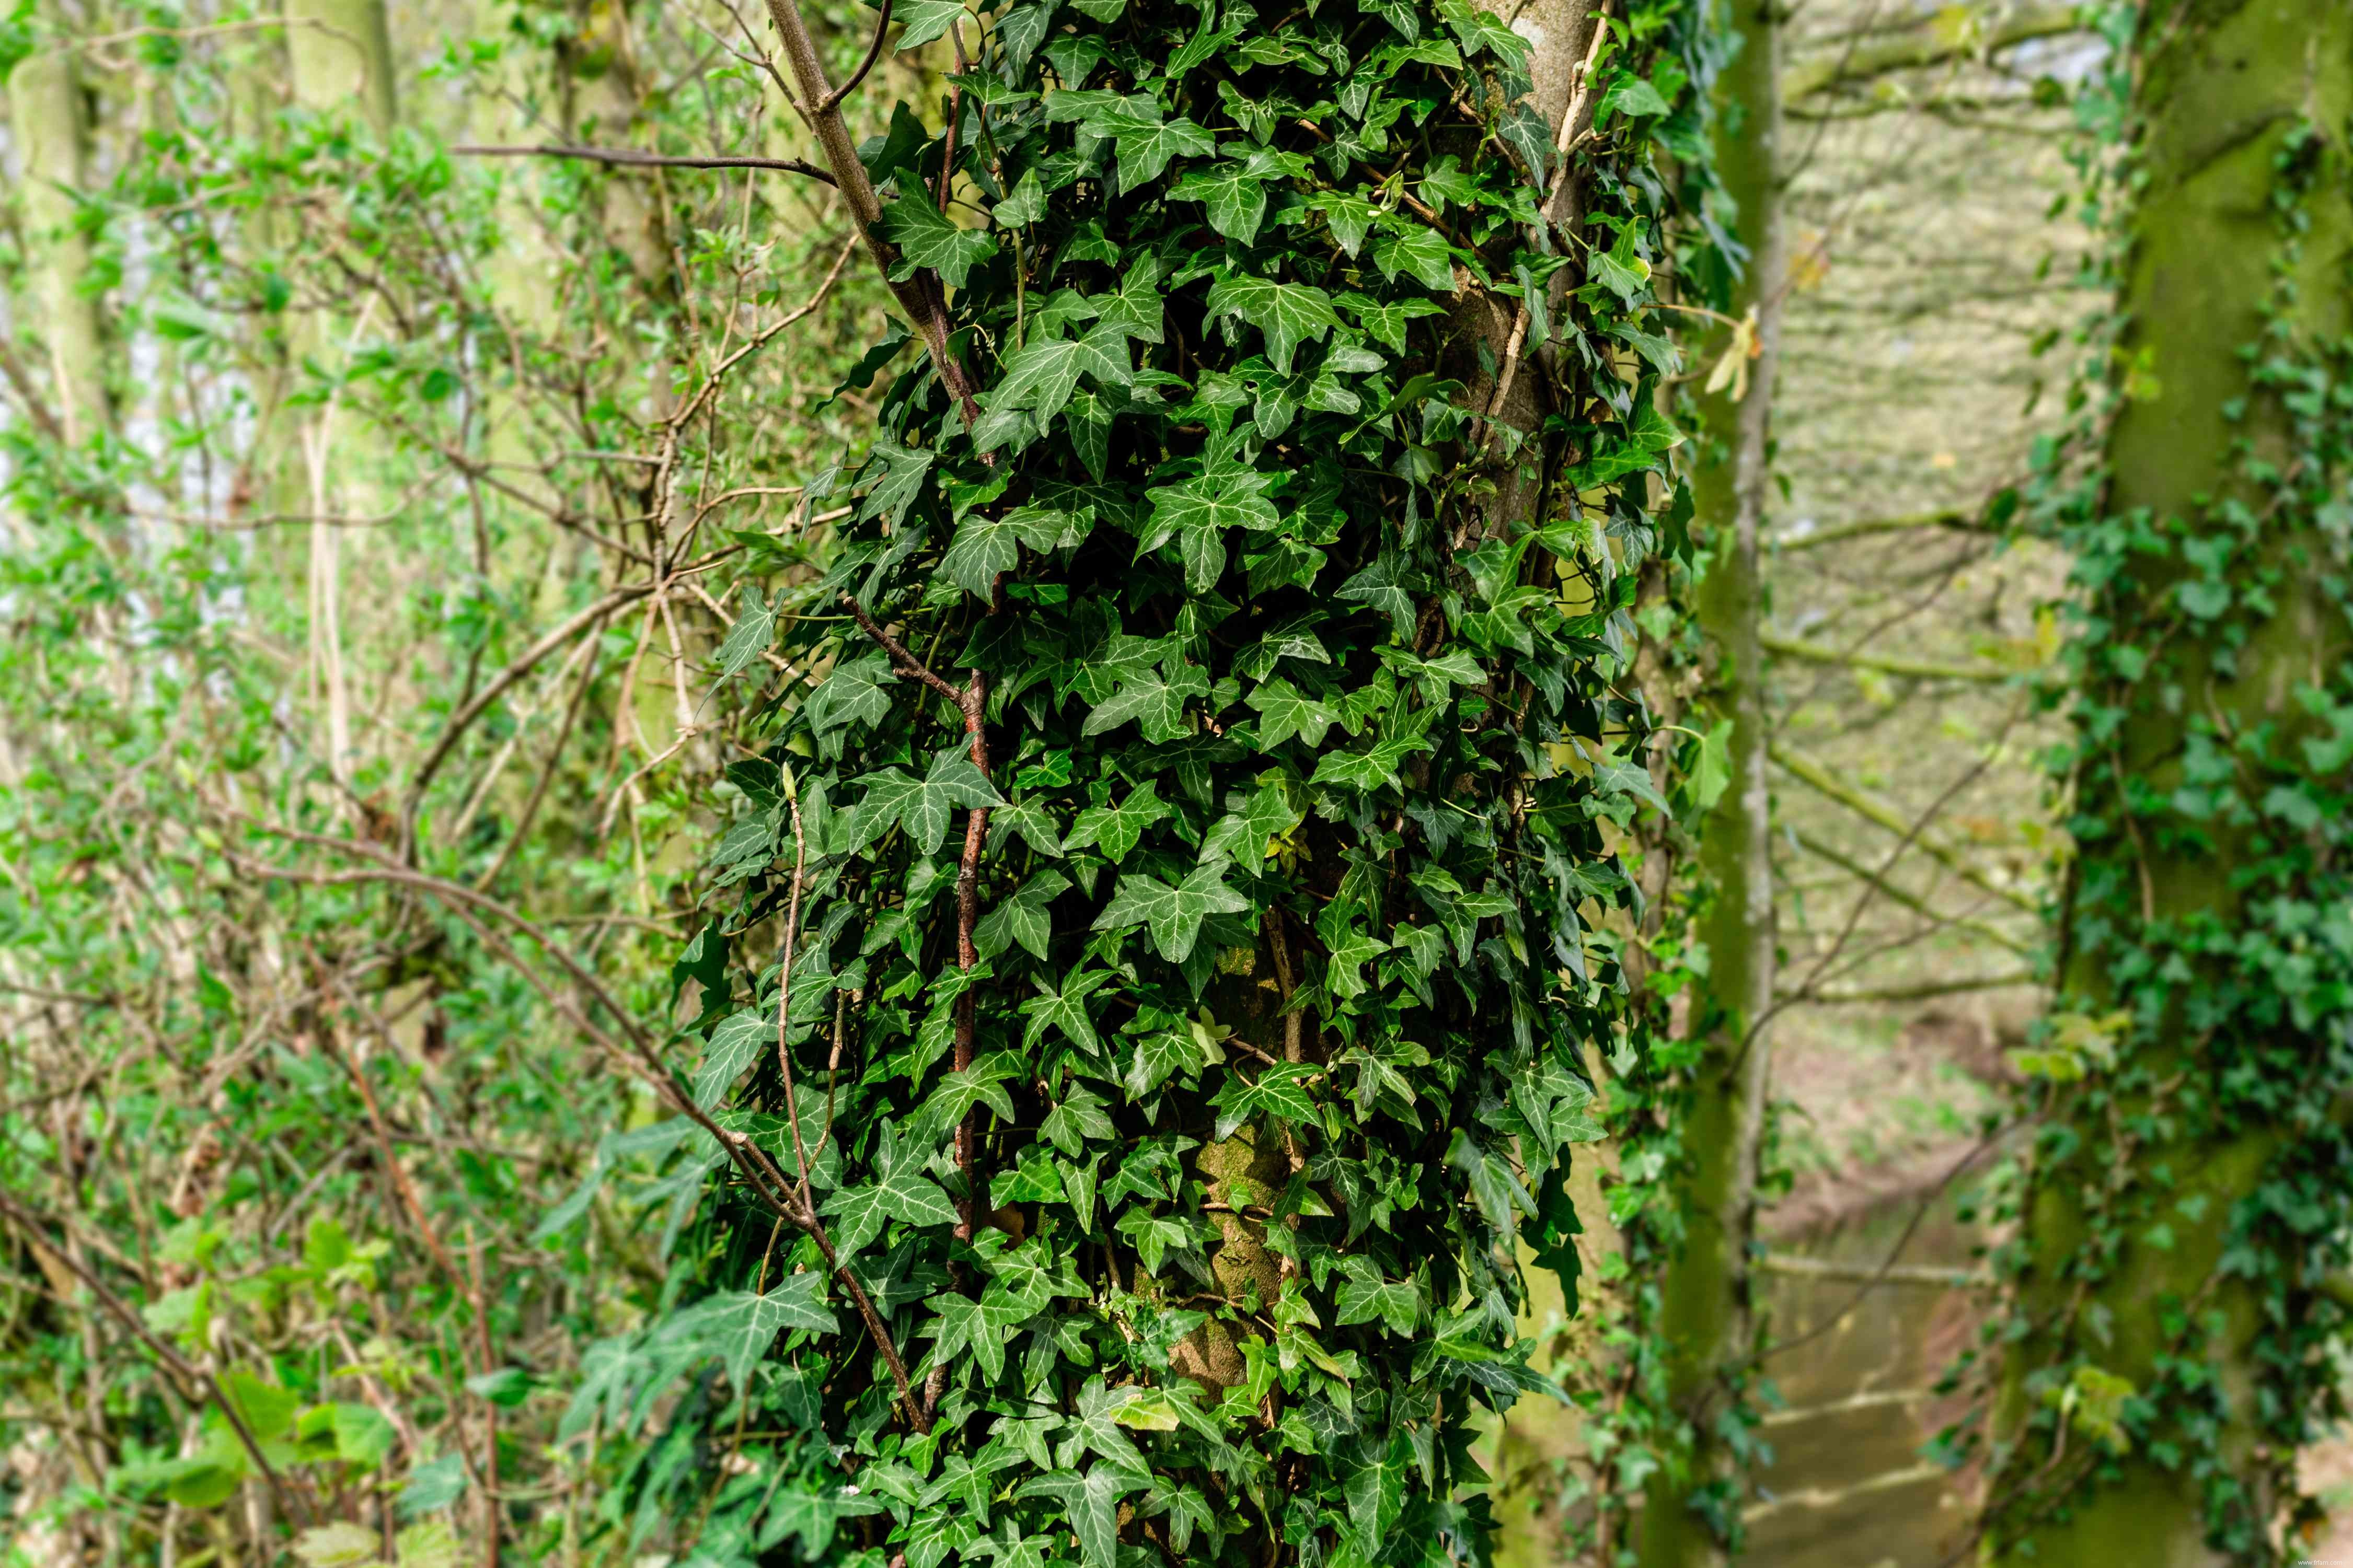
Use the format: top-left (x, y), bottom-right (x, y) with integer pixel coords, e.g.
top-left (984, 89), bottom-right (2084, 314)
top-left (817, 0), bottom-right (892, 113)
top-left (449, 143), bottom-right (835, 187)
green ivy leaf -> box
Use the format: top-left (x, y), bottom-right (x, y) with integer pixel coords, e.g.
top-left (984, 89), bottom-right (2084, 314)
top-left (1204, 274), bottom-right (1344, 374)
top-left (712, 586), bottom-right (777, 685)
top-left (941, 506), bottom-right (1088, 596)
top-left (881, 184), bottom-right (999, 287)
top-left (1023, 968), bottom-right (1115, 1056)
top-left (850, 749), bottom-right (1006, 854)
top-left (892, 0), bottom-right (970, 50)
top-left (1093, 863), bottom-right (1252, 963)
top-left (1210, 1061), bottom-right (1319, 1137)
top-left (654, 1277), bottom-right (837, 1389)
top-left (974, 870), bottom-right (1071, 961)
top-left (1062, 780), bottom-right (1169, 863)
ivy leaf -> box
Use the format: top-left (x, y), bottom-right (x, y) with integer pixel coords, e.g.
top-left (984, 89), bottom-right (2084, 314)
top-left (974, 870), bottom-right (1071, 961)
top-left (1020, 1465), bottom-right (1140, 1568)
top-left (1140, 471), bottom-right (1279, 592)
top-left (1346, 295), bottom-right (1448, 354)
top-left (859, 438), bottom-right (934, 528)
top-left (1245, 677), bottom-right (1336, 751)
top-left (1125, 1027), bottom-right (1205, 1098)
top-left (804, 652), bottom-right (897, 739)
top-left (916, 1051), bottom-right (1023, 1142)
top-left (1337, 551), bottom-right (1418, 641)
top-left (1041, 1083), bottom-right (1118, 1155)
top-left (1081, 660), bottom-right (1206, 744)
top-left (990, 323), bottom-right (1135, 423)
top-left (694, 1010), bottom-right (771, 1110)
top-left (851, 750), bottom-right (1005, 854)
top-left (761, 1488), bottom-right (887, 1559)
top-left (1210, 1061), bottom-right (1319, 1138)
top-left (654, 1276), bottom-right (837, 1389)
top-left (892, 0), bottom-right (970, 50)
top-left (1083, 98), bottom-right (1218, 192)
top-left (994, 167), bottom-right (1048, 227)
top-left (1169, 159), bottom-right (1268, 243)
top-left (1023, 968), bottom-right (1116, 1056)
top-left (1062, 780), bottom-right (1169, 864)
top-left (987, 796), bottom-right (1065, 858)
top-left (1093, 255), bottom-right (1167, 346)
top-left (821, 1162), bottom-right (961, 1254)
top-left (1311, 731), bottom-right (1433, 794)
top-left (1334, 1263), bottom-right (1422, 1337)
top-left (1202, 782), bottom-right (1303, 865)
top-left (1205, 274), bottom-right (1343, 374)
top-left (1344, 1434), bottom-right (1411, 1554)
top-left (1093, 863), bottom-right (1252, 963)
top-left (1311, 190), bottom-right (1377, 255)
top-left (881, 184), bottom-right (998, 288)
top-left (1233, 616), bottom-right (1332, 680)
top-left (941, 506), bottom-right (1086, 597)
top-left (1372, 224), bottom-right (1456, 293)
top-left (931, 1290), bottom-right (1032, 1381)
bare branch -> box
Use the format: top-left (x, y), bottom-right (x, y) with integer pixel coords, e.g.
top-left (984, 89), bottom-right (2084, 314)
top-left (450, 143), bottom-right (836, 187)
top-left (1762, 630), bottom-right (2016, 684)
top-left (817, 0), bottom-right (892, 113)
top-left (1781, 2), bottom-right (2085, 100)
top-left (1772, 742), bottom-right (2040, 917)
top-left (758, 0), bottom-right (983, 426)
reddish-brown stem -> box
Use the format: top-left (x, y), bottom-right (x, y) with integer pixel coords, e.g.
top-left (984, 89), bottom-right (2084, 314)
top-left (844, 598), bottom-right (993, 1235)
top-left (843, 598), bottom-right (996, 1423)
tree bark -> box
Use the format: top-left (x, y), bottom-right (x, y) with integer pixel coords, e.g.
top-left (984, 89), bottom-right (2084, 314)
top-left (284, 0), bottom-right (396, 133)
top-left (7, 11), bottom-right (108, 443)
top-left (1986, 5), bottom-right (2353, 1564)
top-left (1641, 1), bottom-right (1783, 1561)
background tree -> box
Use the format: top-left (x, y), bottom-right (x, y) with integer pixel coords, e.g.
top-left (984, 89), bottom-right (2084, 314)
top-left (1977, 2), bottom-right (2353, 1561)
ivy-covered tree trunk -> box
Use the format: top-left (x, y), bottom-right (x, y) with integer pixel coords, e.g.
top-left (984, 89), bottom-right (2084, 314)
top-left (603, 0), bottom-right (1711, 1559)
top-left (6, 9), bottom-right (108, 443)
top-left (1641, 0), bottom-right (1781, 1560)
top-left (1985, 4), bottom-right (2353, 1562)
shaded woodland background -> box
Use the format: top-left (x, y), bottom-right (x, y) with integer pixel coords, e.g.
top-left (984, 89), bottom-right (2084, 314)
top-left (3, 0), bottom-right (2340, 1564)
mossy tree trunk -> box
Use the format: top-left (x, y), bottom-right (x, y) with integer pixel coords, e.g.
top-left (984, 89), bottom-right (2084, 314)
top-left (7, 7), bottom-right (108, 443)
top-left (1987, 4), bottom-right (2353, 1563)
top-left (1641, 0), bottom-right (1782, 1560)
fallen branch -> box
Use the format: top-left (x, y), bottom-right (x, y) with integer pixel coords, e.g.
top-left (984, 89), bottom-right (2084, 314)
top-left (1769, 505), bottom-right (1987, 552)
top-left (1756, 1254), bottom-right (1986, 1288)
top-left (1790, 969), bottom-right (2040, 1005)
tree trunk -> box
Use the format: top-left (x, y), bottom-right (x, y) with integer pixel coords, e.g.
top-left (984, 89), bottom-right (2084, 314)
top-left (7, 13), bottom-right (108, 442)
top-left (1987, 4), bottom-right (2353, 1563)
top-left (1641, 1), bottom-right (1783, 1560)
top-left (284, 0), bottom-right (396, 133)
